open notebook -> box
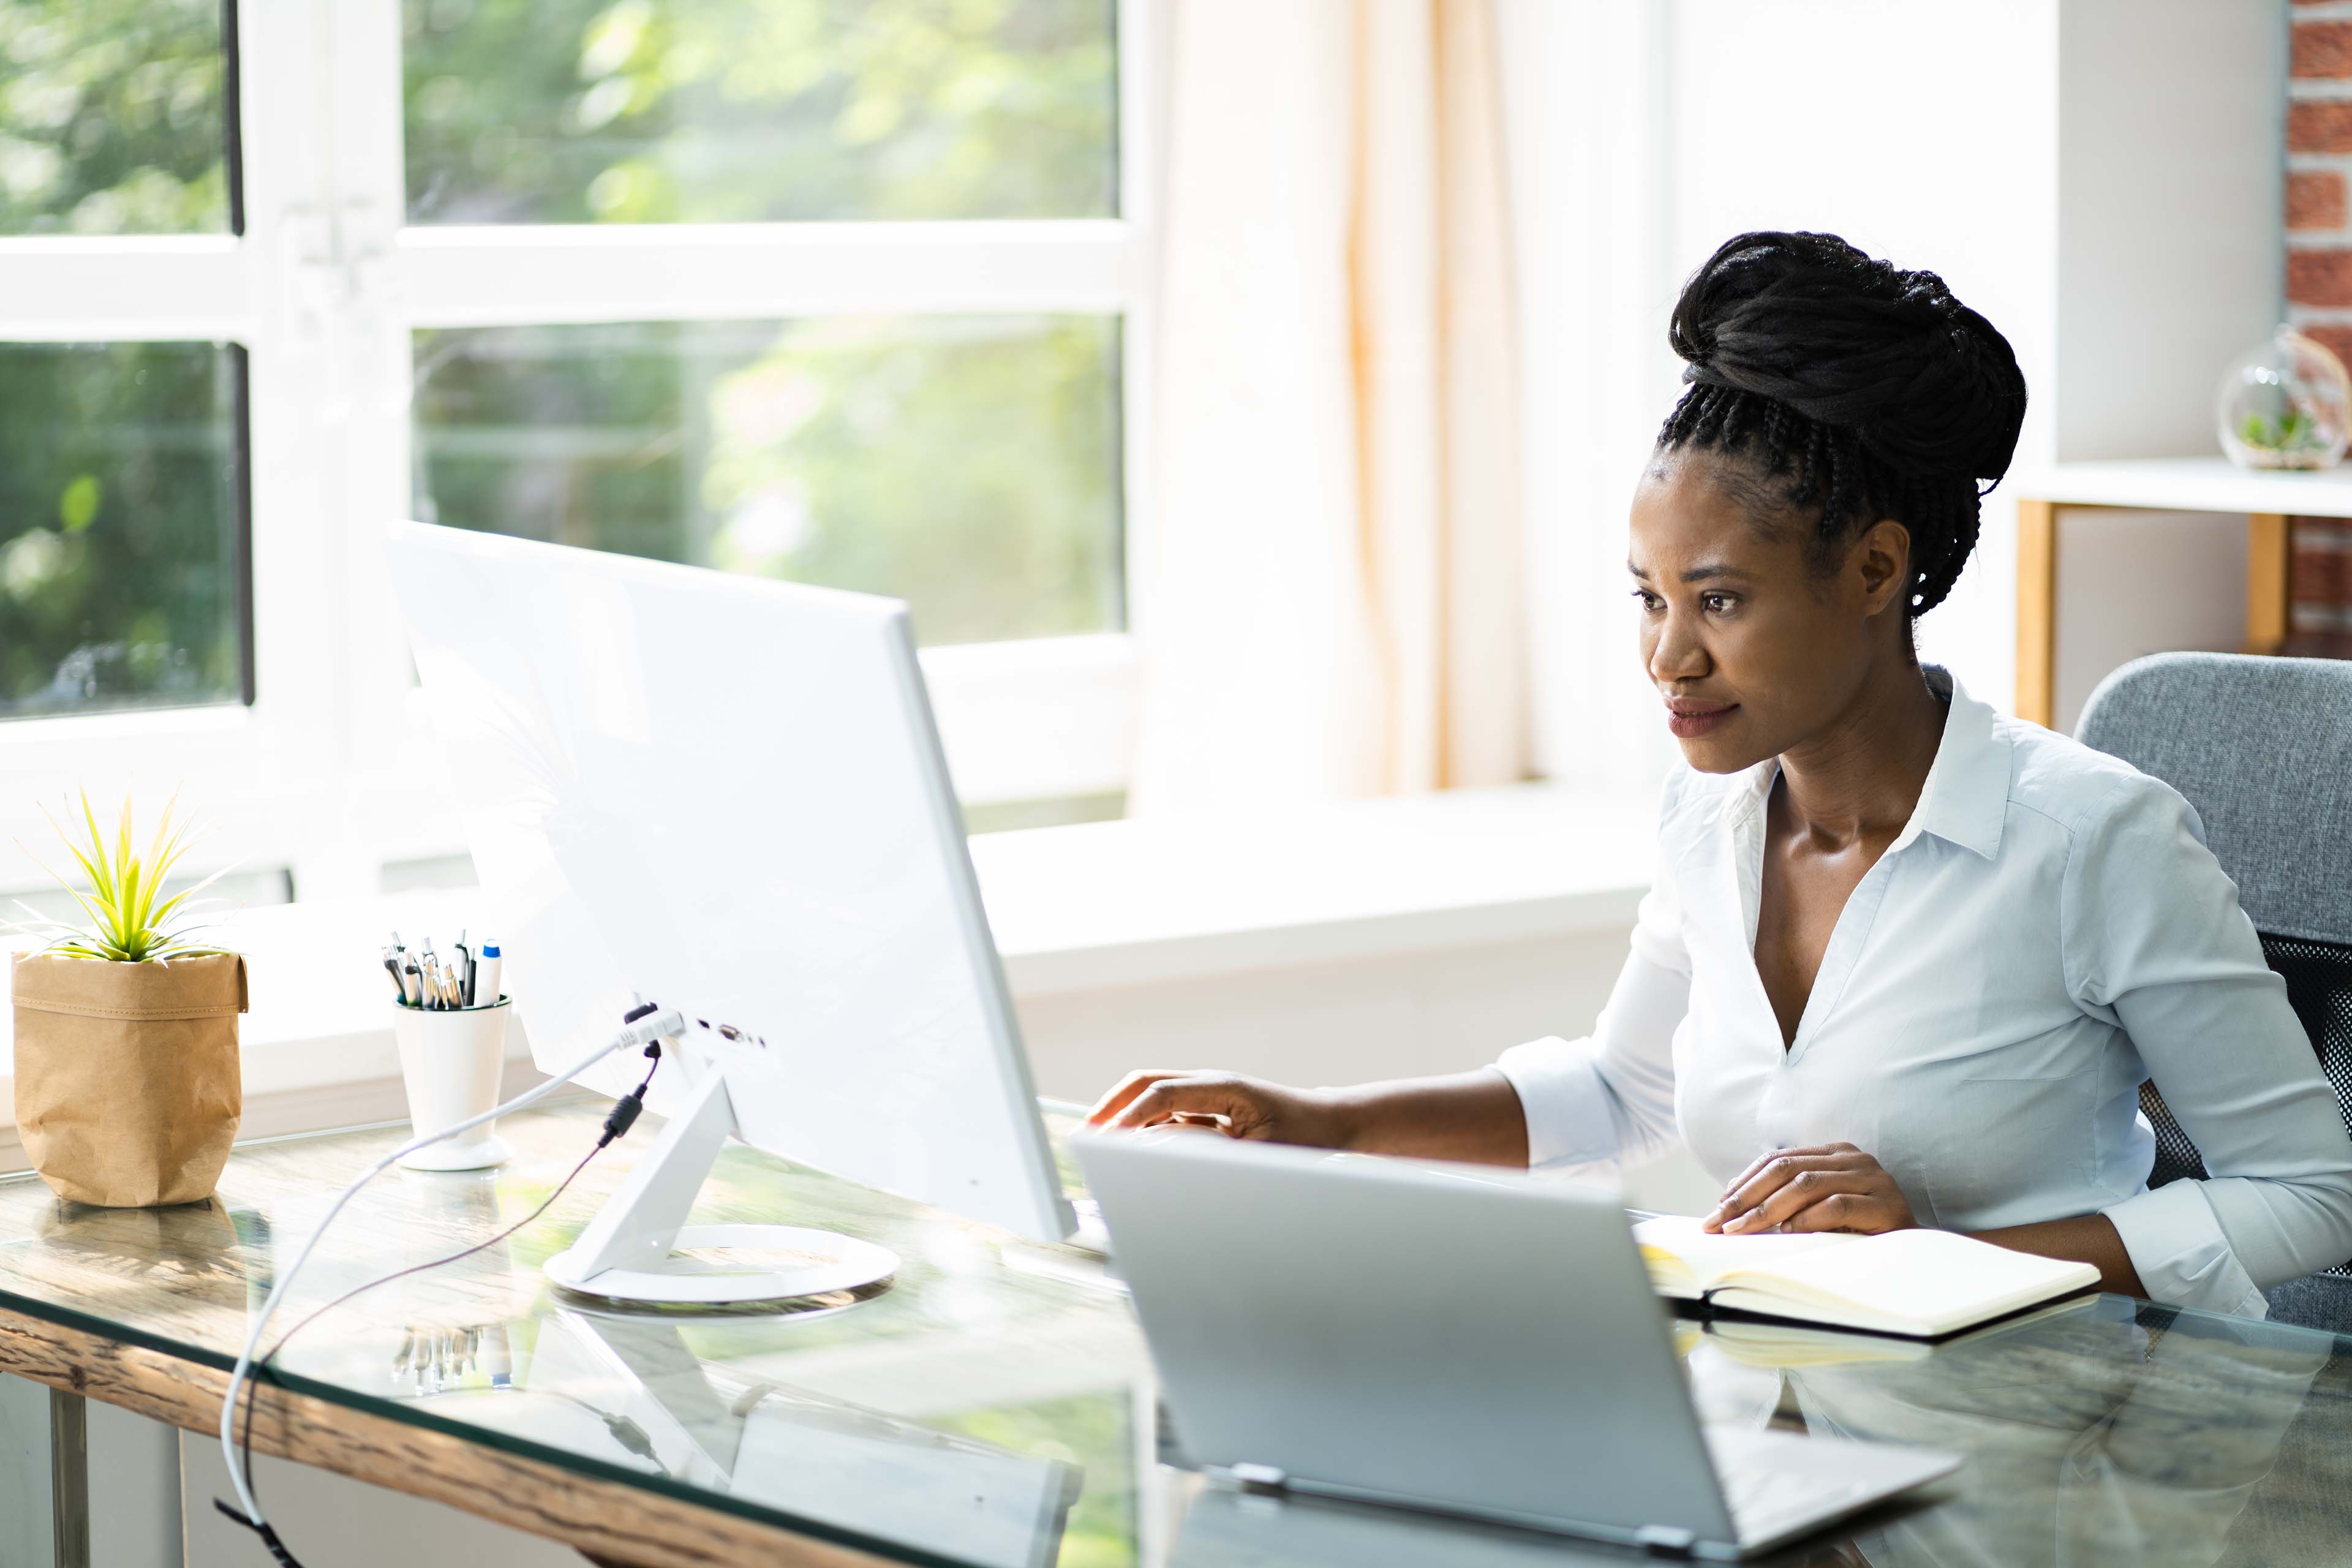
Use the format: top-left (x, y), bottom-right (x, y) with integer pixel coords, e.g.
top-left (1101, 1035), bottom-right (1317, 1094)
top-left (1632, 1215), bottom-right (2101, 1339)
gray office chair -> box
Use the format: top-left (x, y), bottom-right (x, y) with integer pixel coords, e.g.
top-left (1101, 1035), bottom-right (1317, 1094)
top-left (2075, 652), bottom-right (2352, 1332)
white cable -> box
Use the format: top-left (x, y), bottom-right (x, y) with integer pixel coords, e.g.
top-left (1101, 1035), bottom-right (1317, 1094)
top-left (217, 1008), bottom-right (686, 1531)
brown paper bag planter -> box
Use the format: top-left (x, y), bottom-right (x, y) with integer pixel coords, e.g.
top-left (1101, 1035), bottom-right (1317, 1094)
top-left (10, 951), bottom-right (246, 1207)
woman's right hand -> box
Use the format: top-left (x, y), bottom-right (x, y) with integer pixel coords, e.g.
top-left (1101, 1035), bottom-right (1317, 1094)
top-left (1083, 1069), bottom-right (1355, 1148)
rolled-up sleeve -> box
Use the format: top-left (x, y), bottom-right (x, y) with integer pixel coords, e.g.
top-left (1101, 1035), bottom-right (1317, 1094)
top-left (1496, 797), bottom-right (1693, 1170)
top-left (2067, 775), bottom-right (2352, 1317)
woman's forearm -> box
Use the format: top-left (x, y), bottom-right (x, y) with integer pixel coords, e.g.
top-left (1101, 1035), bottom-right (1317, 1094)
top-left (1969, 1212), bottom-right (2145, 1297)
top-left (1327, 1067), bottom-right (1531, 1166)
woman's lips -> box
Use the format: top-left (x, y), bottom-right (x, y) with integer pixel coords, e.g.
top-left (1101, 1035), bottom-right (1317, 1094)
top-left (1665, 699), bottom-right (1738, 739)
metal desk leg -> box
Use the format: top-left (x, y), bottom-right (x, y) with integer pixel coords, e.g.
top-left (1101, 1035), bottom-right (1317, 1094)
top-left (0, 1376), bottom-right (89, 1568)
top-left (48, 1390), bottom-right (86, 1568)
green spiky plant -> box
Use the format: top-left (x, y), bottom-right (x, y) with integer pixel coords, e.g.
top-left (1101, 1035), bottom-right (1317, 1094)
top-left (9, 790), bottom-right (230, 962)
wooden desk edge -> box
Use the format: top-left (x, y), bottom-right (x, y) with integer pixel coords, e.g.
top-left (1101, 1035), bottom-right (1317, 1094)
top-left (0, 1300), bottom-right (891, 1568)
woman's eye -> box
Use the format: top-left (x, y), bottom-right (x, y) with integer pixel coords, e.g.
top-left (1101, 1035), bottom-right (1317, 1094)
top-left (1702, 593), bottom-right (1736, 613)
top-left (1632, 589), bottom-right (1662, 612)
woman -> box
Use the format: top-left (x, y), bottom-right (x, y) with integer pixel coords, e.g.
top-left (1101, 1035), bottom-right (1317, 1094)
top-left (1088, 230), bottom-right (2352, 1318)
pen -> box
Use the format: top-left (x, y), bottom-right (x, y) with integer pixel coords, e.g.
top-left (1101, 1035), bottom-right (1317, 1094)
top-left (384, 932), bottom-right (499, 1008)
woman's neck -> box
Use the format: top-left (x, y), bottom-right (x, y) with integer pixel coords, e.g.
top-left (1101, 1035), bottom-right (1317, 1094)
top-left (1773, 657), bottom-right (1947, 849)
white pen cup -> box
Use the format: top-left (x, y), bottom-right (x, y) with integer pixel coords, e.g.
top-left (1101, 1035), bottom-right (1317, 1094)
top-left (391, 996), bottom-right (515, 1171)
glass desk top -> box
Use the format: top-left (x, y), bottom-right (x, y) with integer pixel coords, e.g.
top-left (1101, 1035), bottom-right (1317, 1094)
top-left (0, 1101), bottom-right (2347, 1568)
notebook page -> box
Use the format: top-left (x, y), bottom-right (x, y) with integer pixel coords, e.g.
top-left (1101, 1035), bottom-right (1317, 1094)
top-left (1727, 1227), bottom-right (2100, 1336)
top-left (1630, 1214), bottom-right (1863, 1294)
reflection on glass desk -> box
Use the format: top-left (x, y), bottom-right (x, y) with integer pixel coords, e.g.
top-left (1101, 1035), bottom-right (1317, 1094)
top-left (430, 1310), bottom-right (1082, 1567)
top-left (1, 1102), bottom-right (2351, 1566)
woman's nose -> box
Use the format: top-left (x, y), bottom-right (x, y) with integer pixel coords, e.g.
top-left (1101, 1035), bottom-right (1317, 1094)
top-left (1648, 609), bottom-right (1709, 684)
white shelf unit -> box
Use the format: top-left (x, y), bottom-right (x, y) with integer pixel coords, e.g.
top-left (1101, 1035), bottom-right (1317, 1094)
top-left (2010, 458), bottom-right (2351, 727)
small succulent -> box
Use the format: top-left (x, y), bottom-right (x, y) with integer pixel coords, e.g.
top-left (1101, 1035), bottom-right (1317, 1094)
top-left (2240, 406), bottom-right (2321, 453)
top-left (9, 789), bottom-right (230, 962)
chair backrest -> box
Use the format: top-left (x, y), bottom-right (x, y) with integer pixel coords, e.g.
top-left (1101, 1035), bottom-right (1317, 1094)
top-left (2075, 654), bottom-right (2352, 1226)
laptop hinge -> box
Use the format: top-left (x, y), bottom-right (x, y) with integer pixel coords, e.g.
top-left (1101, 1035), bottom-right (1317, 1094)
top-left (1634, 1524), bottom-right (1698, 1556)
top-left (1226, 1463), bottom-right (1289, 1495)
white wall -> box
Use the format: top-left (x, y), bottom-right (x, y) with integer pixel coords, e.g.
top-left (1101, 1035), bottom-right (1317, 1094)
top-left (2056, 0), bottom-right (2285, 461)
top-left (2052, 508), bottom-right (2250, 731)
top-left (1019, 930), bottom-right (1620, 1104)
top-left (1020, 923), bottom-right (1720, 1213)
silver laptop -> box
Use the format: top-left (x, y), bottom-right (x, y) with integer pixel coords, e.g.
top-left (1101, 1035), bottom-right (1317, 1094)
top-left (1072, 1131), bottom-right (1959, 1559)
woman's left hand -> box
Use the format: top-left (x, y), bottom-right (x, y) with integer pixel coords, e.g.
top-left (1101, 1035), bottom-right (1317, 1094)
top-left (1702, 1142), bottom-right (1918, 1235)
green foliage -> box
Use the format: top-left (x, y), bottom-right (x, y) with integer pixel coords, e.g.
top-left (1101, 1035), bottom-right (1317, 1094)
top-left (402, 0), bottom-right (1114, 224)
top-left (0, 342), bottom-right (243, 718)
top-left (0, 0), bottom-right (227, 235)
top-left (415, 315), bottom-right (1122, 644)
top-left (2239, 406), bottom-right (2320, 453)
top-left (9, 788), bottom-right (229, 961)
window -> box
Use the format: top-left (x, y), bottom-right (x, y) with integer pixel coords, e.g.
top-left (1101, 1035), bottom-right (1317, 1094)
top-left (0, 0), bottom-right (233, 236)
top-left (401, 0), bottom-right (1118, 225)
top-left (411, 314), bottom-right (1124, 645)
top-left (0, 0), bottom-right (1151, 901)
top-left (0, 342), bottom-right (248, 719)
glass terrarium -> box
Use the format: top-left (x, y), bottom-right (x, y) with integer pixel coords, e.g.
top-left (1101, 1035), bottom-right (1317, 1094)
top-left (2216, 325), bottom-right (2352, 470)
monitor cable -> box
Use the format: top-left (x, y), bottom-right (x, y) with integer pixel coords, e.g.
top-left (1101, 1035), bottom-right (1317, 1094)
top-left (214, 1004), bottom-right (685, 1567)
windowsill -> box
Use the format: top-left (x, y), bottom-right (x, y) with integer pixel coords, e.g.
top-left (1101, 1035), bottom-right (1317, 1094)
top-left (976, 783), bottom-right (1653, 993)
top-left (0, 782), bottom-right (1653, 1140)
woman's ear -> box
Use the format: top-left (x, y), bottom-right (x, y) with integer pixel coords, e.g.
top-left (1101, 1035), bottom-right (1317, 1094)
top-left (1853, 519), bottom-right (1913, 616)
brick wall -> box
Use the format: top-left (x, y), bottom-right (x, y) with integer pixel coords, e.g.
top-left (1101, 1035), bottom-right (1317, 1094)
top-left (2288, 2), bottom-right (2352, 656)
top-left (2286, 0), bottom-right (2352, 658)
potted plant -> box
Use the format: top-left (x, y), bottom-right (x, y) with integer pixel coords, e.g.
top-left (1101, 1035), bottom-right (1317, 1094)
top-left (7, 791), bottom-right (244, 1206)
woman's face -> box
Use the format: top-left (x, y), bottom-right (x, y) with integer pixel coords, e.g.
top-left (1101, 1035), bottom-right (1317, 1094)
top-left (1627, 449), bottom-right (1907, 774)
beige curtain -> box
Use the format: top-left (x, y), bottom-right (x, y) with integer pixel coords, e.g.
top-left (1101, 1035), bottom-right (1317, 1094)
top-left (1131, 0), bottom-right (1526, 812)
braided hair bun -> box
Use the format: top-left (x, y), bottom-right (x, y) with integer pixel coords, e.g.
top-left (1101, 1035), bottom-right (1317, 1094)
top-left (1659, 230), bottom-right (2027, 614)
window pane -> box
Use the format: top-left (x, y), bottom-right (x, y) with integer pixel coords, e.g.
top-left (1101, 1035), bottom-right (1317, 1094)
top-left (0, 0), bottom-right (232, 235)
top-left (402, 0), bottom-right (1116, 224)
top-left (0, 342), bottom-right (247, 720)
top-left (412, 317), bottom-right (1122, 644)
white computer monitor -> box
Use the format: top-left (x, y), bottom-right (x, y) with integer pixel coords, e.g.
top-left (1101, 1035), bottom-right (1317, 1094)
top-left (383, 521), bottom-right (1074, 1303)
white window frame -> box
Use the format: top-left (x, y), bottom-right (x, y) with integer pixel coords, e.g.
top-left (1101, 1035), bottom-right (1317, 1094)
top-left (0, 0), bottom-right (1156, 902)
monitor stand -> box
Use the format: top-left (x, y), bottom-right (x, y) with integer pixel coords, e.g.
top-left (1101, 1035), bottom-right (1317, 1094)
top-left (544, 1065), bottom-right (900, 1306)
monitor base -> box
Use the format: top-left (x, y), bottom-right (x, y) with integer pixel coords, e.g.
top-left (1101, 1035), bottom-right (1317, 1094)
top-left (541, 1059), bottom-right (898, 1309)
top-left (546, 1223), bottom-right (897, 1305)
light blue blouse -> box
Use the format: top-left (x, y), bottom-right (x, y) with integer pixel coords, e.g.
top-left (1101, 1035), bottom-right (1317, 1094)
top-left (1496, 669), bottom-right (2352, 1317)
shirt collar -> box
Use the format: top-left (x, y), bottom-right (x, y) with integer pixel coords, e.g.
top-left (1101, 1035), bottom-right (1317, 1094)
top-left (1730, 665), bottom-right (2011, 861)
top-left (1906, 666), bottom-right (2010, 860)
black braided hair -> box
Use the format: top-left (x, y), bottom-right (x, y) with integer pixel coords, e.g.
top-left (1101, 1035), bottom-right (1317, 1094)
top-left (1657, 231), bottom-right (2027, 616)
